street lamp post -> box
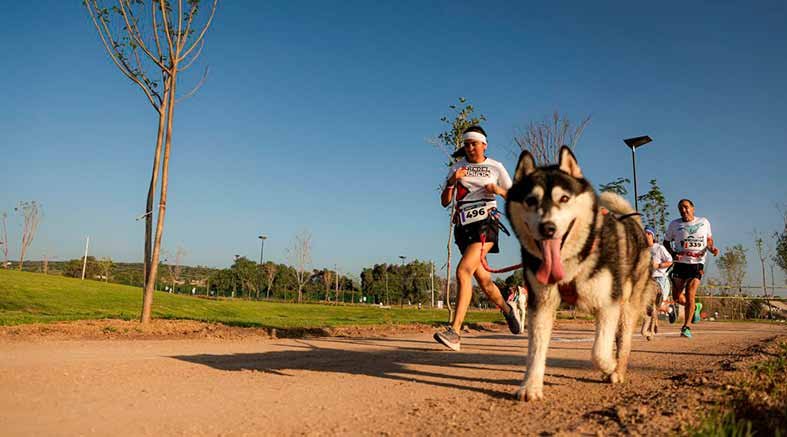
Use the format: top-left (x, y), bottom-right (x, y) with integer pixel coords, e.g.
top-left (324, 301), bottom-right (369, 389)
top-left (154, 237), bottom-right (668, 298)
top-left (623, 135), bottom-right (653, 212)
top-left (258, 235), bottom-right (267, 299)
top-left (233, 254), bottom-right (240, 298)
top-left (398, 255), bottom-right (406, 307)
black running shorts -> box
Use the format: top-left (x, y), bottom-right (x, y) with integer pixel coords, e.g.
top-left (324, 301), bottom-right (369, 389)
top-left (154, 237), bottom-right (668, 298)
top-left (454, 218), bottom-right (499, 255)
top-left (671, 263), bottom-right (704, 280)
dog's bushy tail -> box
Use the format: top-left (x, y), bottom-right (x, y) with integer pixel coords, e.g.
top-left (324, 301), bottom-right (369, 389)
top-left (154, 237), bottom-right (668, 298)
top-left (599, 192), bottom-right (642, 227)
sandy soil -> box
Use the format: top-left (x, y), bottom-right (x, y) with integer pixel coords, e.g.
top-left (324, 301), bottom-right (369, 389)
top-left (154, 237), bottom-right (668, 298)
top-left (1, 320), bottom-right (785, 436)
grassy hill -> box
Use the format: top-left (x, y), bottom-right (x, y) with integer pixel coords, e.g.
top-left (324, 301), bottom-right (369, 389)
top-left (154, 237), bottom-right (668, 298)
top-left (0, 269), bottom-right (500, 328)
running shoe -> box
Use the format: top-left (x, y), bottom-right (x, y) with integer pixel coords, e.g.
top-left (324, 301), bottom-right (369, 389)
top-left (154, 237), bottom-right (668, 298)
top-left (668, 305), bottom-right (677, 324)
top-left (434, 327), bottom-right (461, 351)
top-left (504, 300), bottom-right (525, 335)
top-left (680, 326), bottom-right (692, 338)
top-left (693, 302), bottom-right (703, 323)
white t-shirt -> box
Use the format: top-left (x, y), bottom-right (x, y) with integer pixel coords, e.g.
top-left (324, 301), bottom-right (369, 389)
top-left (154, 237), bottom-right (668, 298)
top-left (446, 157), bottom-right (512, 207)
top-left (665, 217), bottom-right (713, 265)
top-left (649, 243), bottom-right (673, 278)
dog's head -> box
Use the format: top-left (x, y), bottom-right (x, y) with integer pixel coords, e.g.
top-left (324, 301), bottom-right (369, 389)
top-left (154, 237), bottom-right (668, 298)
top-left (506, 146), bottom-right (596, 285)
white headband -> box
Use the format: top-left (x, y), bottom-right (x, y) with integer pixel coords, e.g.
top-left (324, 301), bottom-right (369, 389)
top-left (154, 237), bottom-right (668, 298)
top-left (462, 131), bottom-right (487, 143)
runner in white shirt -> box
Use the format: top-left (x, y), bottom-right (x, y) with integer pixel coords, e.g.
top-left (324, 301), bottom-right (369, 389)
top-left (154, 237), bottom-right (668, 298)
top-left (663, 199), bottom-right (719, 338)
top-left (645, 226), bottom-right (673, 303)
top-left (433, 125), bottom-right (523, 352)
top-left (642, 226), bottom-right (673, 336)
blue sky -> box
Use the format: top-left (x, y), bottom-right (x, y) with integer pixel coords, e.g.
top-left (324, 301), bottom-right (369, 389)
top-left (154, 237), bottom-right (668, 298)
top-left (1, 1), bottom-right (786, 286)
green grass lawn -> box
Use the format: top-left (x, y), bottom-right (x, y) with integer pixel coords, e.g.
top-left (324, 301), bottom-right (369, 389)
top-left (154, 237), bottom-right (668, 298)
top-left (0, 269), bottom-right (501, 328)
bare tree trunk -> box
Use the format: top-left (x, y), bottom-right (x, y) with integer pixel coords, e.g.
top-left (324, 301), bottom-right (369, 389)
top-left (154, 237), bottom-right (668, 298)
top-left (444, 215), bottom-right (455, 323)
top-left (1, 213), bottom-right (8, 269)
top-left (335, 269), bottom-right (339, 304)
top-left (141, 72), bottom-right (177, 324)
top-left (144, 109), bottom-right (167, 291)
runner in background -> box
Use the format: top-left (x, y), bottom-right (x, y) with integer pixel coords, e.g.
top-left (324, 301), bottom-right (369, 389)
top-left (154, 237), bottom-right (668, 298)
top-left (645, 226), bottom-right (672, 327)
top-left (663, 199), bottom-right (719, 338)
top-left (433, 125), bottom-right (524, 351)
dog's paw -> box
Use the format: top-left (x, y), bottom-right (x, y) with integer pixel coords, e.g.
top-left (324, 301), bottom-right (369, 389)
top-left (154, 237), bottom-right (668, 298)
top-left (602, 371), bottom-right (625, 384)
top-left (514, 385), bottom-right (543, 402)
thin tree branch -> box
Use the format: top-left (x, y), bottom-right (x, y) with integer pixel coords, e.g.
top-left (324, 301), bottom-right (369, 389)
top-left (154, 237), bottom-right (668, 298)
top-left (179, 1), bottom-right (199, 53)
top-left (175, 66), bottom-right (209, 104)
top-left (178, 0), bottom-right (217, 62)
top-left (86, 1), bottom-right (160, 110)
top-left (117, 0), bottom-right (167, 71)
top-left (128, 34), bottom-right (163, 105)
top-left (176, 0), bottom-right (184, 51)
top-left (151, 0), bottom-right (164, 62)
top-left (179, 37), bottom-right (204, 71)
top-left (159, 0), bottom-right (177, 63)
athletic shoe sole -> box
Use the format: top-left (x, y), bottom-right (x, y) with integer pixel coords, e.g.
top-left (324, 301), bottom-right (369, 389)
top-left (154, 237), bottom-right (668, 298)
top-left (433, 332), bottom-right (461, 351)
top-left (505, 301), bottom-right (525, 335)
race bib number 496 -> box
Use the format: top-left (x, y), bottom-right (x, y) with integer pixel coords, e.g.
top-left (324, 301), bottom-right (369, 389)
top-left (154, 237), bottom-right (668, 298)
top-left (459, 202), bottom-right (495, 226)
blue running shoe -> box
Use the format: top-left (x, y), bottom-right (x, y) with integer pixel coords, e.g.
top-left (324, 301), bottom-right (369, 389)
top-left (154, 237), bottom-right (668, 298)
top-left (693, 302), bottom-right (703, 323)
top-left (681, 326), bottom-right (692, 338)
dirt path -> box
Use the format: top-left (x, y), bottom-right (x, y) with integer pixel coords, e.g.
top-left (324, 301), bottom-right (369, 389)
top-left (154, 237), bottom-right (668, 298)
top-left (1, 321), bottom-right (785, 436)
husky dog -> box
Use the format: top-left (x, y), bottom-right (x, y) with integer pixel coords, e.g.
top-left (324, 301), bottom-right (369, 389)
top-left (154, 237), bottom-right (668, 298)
top-left (640, 287), bottom-right (662, 341)
top-left (505, 146), bottom-right (653, 401)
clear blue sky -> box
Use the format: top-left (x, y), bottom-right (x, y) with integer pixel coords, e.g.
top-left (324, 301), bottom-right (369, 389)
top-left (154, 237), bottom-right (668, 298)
top-left (2, 1), bottom-right (786, 286)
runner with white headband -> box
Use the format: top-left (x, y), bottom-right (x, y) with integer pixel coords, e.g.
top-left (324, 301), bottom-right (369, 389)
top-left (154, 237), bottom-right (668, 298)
top-left (434, 125), bottom-right (524, 351)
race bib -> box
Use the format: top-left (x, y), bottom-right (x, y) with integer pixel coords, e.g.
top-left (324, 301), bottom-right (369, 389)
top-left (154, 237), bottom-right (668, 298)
top-left (459, 201), bottom-right (496, 225)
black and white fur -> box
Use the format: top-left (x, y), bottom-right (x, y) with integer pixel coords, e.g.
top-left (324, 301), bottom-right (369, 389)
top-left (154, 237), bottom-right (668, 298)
top-left (505, 146), bottom-right (653, 401)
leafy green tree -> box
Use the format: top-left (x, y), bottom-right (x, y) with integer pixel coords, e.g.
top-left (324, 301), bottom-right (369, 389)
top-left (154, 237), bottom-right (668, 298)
top-left (775, 232), bottom-right (787, 280)
top-left (273, 264), bottom-right (298, 300)
top-left (775, 209), bottom-right (787, 280)
top-left (716, 245), bottom-right (748, 294)
top-left (598, 177), bottom-right (630, 196)
top-left (637, 179), bottom-right (670, 236)
top-left (208, 268), bottom-right (235, 297)
top-left (262, 262), bottom-right (278, 299)
top-left (231, 256), bottom-right (261, 299)
top-left (63, 256), bottom-right (101, 280)
top-left (97, 257), bottom-right (114, 282)
top-left (360, 260), bottom-right (436, 306)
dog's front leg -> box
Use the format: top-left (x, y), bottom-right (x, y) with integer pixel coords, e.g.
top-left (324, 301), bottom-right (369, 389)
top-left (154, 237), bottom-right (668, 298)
top-left (593, 302), bottom-right (621, 382)
top-left (516, 284), bottom-right (559, 401)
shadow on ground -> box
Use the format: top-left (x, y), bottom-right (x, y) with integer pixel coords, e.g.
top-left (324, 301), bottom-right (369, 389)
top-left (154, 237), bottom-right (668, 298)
top-left (171, 337), bottom-right (602, 399)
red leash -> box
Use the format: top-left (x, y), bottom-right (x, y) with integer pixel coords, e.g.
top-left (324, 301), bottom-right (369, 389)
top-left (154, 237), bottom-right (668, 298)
top-left (479, 233), bottom-right (523, 273)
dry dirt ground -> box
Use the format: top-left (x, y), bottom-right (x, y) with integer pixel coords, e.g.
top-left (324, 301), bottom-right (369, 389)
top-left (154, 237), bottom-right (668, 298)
top-left (1, 319), bottom-right (785, 436)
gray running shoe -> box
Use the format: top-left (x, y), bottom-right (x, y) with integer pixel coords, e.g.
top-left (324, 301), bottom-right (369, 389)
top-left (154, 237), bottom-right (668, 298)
top-left (504, 300), bottom-right (525, 334)
top-left (434, 327), bottom-right (461, 351)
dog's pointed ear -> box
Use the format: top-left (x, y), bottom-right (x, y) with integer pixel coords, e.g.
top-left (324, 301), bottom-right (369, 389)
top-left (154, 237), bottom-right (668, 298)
top-left (514, 150), bottom-right (537, 183)
top-left (558, 146), bottom-right (583, 178)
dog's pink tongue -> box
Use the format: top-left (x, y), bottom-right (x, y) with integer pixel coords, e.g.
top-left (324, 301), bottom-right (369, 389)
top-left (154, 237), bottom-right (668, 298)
top-left (536, 239), bottom-right (564, 285)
